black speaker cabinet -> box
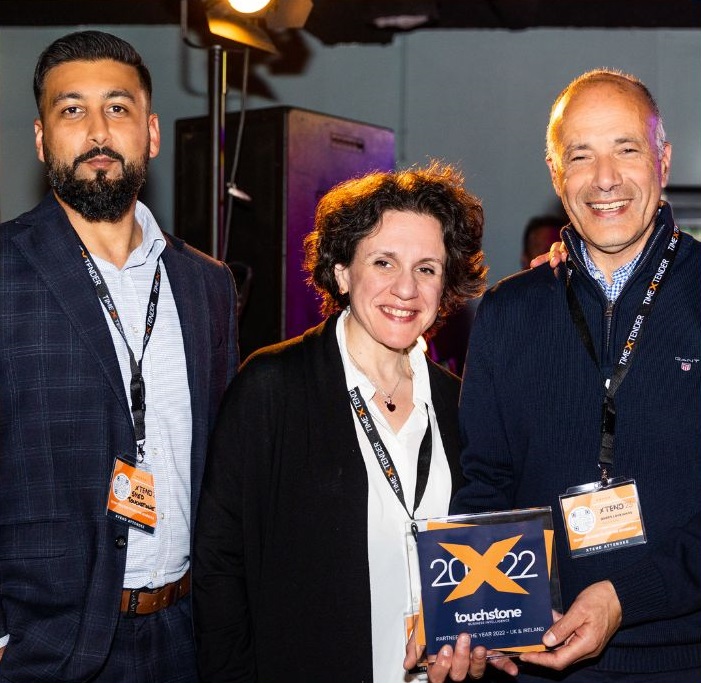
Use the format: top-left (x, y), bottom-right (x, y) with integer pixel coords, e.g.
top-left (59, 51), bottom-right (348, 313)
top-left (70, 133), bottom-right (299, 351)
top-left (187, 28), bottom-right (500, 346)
top-left (175, 106), bottom-right (395, 359)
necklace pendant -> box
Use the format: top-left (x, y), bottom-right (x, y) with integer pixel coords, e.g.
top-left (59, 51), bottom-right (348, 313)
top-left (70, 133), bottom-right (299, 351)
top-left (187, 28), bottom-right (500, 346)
top-left (385, 399), bottom-right (396, 412)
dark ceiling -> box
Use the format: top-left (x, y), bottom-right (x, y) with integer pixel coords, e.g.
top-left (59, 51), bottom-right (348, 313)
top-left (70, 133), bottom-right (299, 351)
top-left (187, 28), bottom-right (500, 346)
top-left (1, 0), bottom-right (699, 45)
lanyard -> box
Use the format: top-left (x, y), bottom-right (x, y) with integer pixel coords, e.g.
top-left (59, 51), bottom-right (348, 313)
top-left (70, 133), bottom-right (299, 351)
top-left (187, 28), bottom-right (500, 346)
top-left (77, 239), bottom-right (161, 460)
top-left (566, 226), bottom-right (680, 480)
top-left (348, 387), bottom-right (432, 520)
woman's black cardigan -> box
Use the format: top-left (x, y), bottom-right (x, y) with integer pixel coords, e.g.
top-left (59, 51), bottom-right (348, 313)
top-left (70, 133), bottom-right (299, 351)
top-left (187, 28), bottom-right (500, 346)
top-left (193, 314), bottom-right (464, 683)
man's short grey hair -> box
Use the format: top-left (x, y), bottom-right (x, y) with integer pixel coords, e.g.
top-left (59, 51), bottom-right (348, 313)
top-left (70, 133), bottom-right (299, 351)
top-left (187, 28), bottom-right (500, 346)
top-left (545, 68), bottom-right (666, 169)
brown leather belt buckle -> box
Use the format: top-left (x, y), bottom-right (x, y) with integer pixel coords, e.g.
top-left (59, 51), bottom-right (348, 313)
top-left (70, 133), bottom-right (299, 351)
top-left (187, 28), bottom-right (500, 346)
top-left (124, 587), bottom-right (142, 617)
top-left (121, 570), bottom-right (190, 618)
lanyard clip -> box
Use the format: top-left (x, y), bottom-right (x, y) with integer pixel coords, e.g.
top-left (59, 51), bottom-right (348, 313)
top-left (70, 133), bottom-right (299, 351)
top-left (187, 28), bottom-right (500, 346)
top-left (601, 397), bottom-right (616, 436)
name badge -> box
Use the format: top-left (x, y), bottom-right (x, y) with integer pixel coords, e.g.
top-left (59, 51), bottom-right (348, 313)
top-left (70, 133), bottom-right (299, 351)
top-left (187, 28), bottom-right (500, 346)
top-left (106, 456), bottom-right (157, 534)
top-left (559, 478), bottom-right (646, 558)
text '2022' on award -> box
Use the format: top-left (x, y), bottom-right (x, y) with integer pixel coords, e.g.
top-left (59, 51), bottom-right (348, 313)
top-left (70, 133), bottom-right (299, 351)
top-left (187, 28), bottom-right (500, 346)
top-left (408, 507), bottom-right (561, 658)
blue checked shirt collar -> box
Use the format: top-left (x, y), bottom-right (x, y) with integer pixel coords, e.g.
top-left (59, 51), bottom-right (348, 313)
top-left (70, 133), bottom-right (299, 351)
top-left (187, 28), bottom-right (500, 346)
top-left (580, 242), bottom-right (642, 303)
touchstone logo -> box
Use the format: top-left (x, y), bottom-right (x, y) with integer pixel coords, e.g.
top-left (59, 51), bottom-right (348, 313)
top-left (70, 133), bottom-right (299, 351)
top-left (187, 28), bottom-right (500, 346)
top-left (454, 607), bottom-right (522, 624)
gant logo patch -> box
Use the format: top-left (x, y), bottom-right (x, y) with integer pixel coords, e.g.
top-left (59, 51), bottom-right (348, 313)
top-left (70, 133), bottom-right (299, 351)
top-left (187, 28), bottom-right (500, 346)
top-left (675, 356), bottom-right (699, 372)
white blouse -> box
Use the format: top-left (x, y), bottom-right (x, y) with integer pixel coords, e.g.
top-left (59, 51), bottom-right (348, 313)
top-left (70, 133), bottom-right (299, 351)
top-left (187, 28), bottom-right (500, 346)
top-left (336, 310), bottom-right (453, 683)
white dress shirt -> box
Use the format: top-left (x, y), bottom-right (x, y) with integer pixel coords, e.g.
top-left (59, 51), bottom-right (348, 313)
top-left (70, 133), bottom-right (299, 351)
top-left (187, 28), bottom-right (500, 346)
top-left (337, 310), bottom-right (452, 683)
top-left (94, 202), bottom-right (192, 589)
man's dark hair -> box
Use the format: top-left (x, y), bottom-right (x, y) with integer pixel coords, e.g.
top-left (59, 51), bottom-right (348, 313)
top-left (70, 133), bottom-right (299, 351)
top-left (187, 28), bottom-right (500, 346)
top-left (304, 161), bottom-right (487, 332)
top-left (33, 30), bottom-right (152, 112)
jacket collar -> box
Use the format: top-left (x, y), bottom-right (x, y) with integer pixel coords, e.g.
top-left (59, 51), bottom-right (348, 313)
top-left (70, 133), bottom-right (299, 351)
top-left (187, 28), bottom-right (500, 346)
top-left (159, 235), bottom-right (212, 515)
top-left (562, 201), bottom-right (676, 292)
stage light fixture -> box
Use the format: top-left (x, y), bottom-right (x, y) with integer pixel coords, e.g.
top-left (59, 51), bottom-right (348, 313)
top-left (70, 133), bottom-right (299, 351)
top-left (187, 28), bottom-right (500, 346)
top-left (228, 0), bottom-right (273, 14)
top-left (201, 0), bottom-right (313, 52)
top-left (184, 0), bottom-right (313, 258)
top-left (202, 0), bottom-right (278, 53)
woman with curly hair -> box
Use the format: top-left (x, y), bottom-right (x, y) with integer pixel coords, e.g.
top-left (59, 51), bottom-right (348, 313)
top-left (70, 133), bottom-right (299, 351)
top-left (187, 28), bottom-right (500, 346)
top-left (193, 162), bottom-right (487, 683)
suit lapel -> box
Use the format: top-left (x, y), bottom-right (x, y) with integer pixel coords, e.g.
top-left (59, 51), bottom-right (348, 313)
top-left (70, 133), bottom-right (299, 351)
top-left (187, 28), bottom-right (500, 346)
top-left (160, 239), bottom-right (211, 517)
top-left (12, 194), bottom-right (130, 420)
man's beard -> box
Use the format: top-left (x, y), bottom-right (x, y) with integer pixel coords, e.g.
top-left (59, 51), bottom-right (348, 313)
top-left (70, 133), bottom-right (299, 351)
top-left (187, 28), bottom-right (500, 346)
top-left (45, 145), bottom-right (149, 222)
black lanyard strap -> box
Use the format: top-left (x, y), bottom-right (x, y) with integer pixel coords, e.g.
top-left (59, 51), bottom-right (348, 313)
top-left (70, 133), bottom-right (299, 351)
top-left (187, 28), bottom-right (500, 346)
top-left (566, 226), bottom-right (680, 478)
top-left (77, 240), bottom-right (161, 457)
top-left (348, 387), bottom-right (432, 520)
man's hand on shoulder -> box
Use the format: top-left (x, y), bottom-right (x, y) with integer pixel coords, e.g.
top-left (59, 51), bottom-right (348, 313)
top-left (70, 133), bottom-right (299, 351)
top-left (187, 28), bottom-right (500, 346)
top-left (530, 241), bottom-right (567, 270)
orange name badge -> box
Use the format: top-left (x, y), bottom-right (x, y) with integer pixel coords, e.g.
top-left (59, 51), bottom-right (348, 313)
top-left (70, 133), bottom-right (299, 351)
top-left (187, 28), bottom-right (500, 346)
top-left (559, 478), bottom-right (646, 558)
top-left (107, 457), bottom-right (157, 534)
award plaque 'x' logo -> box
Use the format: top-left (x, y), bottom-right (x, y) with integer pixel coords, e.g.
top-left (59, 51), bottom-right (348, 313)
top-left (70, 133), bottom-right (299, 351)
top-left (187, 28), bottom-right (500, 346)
top-left (439, 535), bottom-right (529, 602)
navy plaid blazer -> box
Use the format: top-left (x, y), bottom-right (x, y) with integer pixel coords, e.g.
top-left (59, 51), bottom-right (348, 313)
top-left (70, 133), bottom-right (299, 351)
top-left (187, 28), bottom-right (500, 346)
top-left (0, 193), bottom-right (238, 682)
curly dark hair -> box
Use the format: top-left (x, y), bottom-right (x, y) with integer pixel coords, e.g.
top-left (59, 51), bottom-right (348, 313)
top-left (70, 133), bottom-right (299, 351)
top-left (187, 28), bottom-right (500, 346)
top-left (34, 31), bottom-right (152, 114)
top-left (304, 161), bottom-right (487, 331)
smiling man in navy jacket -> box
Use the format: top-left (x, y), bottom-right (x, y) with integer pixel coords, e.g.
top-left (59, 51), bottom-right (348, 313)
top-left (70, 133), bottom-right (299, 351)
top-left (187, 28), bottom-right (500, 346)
top-left (0, 31), bottom-right (238, 682)
top-left (407, 69), bottom-right (700, 683)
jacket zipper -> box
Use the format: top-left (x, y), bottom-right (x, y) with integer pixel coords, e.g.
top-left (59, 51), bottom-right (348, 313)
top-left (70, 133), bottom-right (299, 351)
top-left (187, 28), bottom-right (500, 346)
top-left (564, 217), bottom-right (668, 360)
top-left (604, 299), bottom-right (614, 353)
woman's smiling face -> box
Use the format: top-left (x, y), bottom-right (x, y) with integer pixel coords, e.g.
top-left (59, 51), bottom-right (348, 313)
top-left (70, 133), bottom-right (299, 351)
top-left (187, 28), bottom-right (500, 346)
top-left (335, 209), bottom-right (446, 352)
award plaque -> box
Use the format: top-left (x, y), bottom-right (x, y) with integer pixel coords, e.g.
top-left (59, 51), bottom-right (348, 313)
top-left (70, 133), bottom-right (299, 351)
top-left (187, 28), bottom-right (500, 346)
top-left (409, 507), bottom-right (561, 658)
